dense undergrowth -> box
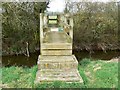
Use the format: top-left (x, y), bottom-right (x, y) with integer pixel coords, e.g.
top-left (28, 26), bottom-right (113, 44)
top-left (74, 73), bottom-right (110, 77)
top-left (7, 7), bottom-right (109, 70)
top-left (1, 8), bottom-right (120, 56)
top-left (2, 2), bottom-right (119, 55)
top-left (1, 58), bottom-right (118, 88)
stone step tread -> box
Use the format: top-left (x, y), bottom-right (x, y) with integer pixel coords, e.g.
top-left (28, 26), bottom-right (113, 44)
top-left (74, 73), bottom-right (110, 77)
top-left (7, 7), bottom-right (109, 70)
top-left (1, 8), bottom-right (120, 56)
top-left (38, 69), bottom-right (78, 71)
top-left (41, 50), bottom-right (72, 55)
top-left (41, 43), bottom-right (72, 49)
top-left (38, 55), bottom-right (77, 62)
top-left (37, 55), bottom-right (78, 70)
top-left (35, 69), bottom-right (83, 83)
top-left (38, 61), bottom-right (78, 64)
top-left (43, 31), bottom-right (72, 43)
top-left (38, 63), bottom-right (78, 70)
top-left (37, 69), bottom-right (79, 76)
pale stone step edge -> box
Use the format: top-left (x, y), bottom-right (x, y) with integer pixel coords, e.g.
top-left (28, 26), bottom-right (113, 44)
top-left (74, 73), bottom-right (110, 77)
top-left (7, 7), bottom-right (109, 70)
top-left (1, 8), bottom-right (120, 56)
top-left (35, 70), bottom-right (83, 83)
top-left (41, 50), bottom-right (72, 55)
top-left (38, 55), bottom-right (77, 62)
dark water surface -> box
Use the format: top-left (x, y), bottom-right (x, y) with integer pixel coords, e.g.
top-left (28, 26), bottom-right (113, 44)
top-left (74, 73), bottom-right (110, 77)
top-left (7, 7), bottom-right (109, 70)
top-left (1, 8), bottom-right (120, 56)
top-left (73, 50), bottom-right (119, 60)
top-left (2, 52), bottom-right (39, 67)
top-left (2, 50), bottom-right (120, 67)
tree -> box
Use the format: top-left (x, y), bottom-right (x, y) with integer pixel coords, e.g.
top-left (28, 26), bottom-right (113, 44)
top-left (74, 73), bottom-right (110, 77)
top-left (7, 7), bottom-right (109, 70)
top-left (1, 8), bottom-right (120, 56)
top-left (65, 1), bottom-right (118, 51)
top-left (2, 2), bottom-right (49, 55)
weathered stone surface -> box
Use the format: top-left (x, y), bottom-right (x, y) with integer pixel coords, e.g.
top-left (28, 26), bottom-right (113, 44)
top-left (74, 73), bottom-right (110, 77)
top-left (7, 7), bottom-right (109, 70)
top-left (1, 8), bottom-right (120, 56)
top-left (43, 31), bottom-right (72, 43)
top-left (41, 43), bottom-right (72, 49)
top-left (35, 69), bottom-right (83, 83)
top-left (37, 55), bottom-right (78, 70)
top-left (35, 55), bottom-right (83, 83)
top-left (38, 55), bottom-right (77, 61)
top-left (41, 49), bottom-right (72, 55)
top-left (41, 32), bottom-right (72, 55)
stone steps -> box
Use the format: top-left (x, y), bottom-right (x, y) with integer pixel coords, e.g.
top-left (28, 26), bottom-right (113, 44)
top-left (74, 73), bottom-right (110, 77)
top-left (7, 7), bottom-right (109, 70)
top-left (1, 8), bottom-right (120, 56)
top-left (41, 43), bottom-right (72, 50)
top-left (41, 32), bottom-right (72, 55)
top-left (35, 55), bottom-right (83, 83)
top-left (37, 55), bottom-right (78, 70)
top-left (35, 69), bottom-right (83, 83)
top-left (41, 49), bottom-right (72, 55)
top-left (43, 31), bottom-right (72, 43)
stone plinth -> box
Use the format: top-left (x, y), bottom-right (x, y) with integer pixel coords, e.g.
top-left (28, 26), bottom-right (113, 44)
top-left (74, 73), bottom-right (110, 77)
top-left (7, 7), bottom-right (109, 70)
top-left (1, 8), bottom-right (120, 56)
top-left (35, 55), bottom-right (83, 83)
top-left (37, 55), bottom-right (78, 70)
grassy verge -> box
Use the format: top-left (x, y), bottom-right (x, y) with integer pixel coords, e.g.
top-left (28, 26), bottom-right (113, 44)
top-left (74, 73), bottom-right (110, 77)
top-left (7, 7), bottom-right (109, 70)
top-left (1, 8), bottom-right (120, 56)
top-left (79, 58), bottom-right (118, 88)
top-left (1, 58), bottom-right (118, 88)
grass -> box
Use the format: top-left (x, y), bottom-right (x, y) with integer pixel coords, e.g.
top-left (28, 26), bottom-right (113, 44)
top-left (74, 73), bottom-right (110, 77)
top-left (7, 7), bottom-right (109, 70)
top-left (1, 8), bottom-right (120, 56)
top-left (1, 58), bottom-right (118, 88)
top-left (79, 59), bottom-right (118, 88)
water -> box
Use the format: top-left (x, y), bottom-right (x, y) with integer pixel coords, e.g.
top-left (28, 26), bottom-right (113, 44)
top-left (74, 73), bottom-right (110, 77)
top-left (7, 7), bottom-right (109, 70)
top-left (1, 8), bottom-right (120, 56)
top-left (2, 51), bottom-right (39, 67)
top-left (2, 50), bottom-right (120, 67)
top-left (73, 50), bottom-right (120, 61)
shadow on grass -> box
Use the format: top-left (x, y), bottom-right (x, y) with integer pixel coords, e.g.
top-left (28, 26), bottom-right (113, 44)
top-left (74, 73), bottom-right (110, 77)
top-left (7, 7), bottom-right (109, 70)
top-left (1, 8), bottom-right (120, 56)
top-left (79, 58), bottom-right (91, 67)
